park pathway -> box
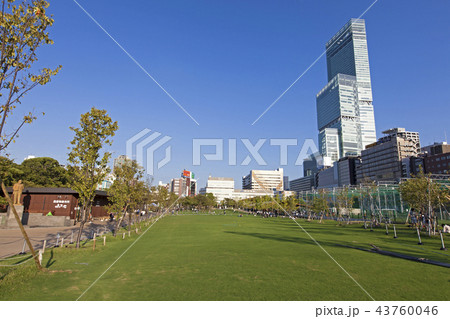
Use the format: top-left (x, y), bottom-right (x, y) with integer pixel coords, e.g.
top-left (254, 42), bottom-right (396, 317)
top-left (0, 221), bottom-right (115, 258)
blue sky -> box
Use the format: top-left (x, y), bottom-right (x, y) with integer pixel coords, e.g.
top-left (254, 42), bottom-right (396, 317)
top-left (5, 0), bottom-right (450, 188)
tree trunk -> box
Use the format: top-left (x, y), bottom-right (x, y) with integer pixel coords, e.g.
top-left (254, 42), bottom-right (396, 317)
top-left (114, 206), bottom-right (128, 235)
top-left (75, 205), bottom-right (86, 248)
top-left (128, 211), bottom-right (132, 231)
top-left (114, 213), bottom-right (125, 236)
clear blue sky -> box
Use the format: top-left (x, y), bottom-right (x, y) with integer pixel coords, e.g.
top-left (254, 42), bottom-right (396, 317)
top-left (5, 0), bottom-right (450, 188)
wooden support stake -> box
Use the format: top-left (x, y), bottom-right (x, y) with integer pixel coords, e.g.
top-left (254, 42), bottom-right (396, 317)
top-left (93, 233), bottom-right (96, 251)
top-left (103, 236), bottom-right (106, 246)
top-left (42, 240), bottom-right (47, 254)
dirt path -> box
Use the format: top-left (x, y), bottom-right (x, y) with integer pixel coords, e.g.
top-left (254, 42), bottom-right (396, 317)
top-left (0, 221), bottom-right (115, 258)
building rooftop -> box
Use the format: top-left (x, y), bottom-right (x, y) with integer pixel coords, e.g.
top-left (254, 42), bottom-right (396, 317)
top-left (4, 187), bottom-right (108, 197)
top-left (208, 177), bottom-right (234, 181)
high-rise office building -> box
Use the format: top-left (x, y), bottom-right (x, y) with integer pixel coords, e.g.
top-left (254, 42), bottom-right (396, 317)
top-left (317, 19), bottom-right (376, 159)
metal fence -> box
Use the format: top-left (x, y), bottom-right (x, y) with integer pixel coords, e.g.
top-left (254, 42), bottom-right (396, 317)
top-left (298, 182), bottom-right (450, 222)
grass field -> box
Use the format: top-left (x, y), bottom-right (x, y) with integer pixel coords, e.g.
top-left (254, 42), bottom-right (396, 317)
top-left (1, 211), bottom-right (449, 301)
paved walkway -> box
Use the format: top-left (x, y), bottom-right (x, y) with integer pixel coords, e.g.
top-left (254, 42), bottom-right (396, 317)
top-left (0, 221), bottom-right (115, 258)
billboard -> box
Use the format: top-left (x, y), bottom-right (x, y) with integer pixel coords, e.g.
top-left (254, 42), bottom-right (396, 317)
top-left (182, 170), bottom-right (190, 178)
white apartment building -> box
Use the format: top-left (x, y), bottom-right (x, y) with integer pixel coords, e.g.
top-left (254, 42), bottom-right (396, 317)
top-left (200, 176), bottom-right (276, 202)
top-left (242, 168), bottom-right (284, 191)
top-left (201, 176), bottom-right (235, 202)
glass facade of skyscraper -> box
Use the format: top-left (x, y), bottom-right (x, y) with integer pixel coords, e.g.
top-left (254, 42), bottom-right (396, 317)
top-left (317, 18), bottom-right (376, 159)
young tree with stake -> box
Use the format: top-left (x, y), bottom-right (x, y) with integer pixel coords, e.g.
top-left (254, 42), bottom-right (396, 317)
top-left (67, 107), bottom-right (118, 248)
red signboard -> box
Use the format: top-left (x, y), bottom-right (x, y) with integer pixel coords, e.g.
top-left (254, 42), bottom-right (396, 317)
top-left (182, 170), bottom-right (190, 178)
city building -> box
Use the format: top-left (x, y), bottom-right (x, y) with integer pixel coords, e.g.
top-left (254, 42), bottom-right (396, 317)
top-left (289, 175), bottom-right (315, 193)
top-left (317, 164), bottom-right (339, 189)
top-left (23, 155), bottom-right (36, 161)
top-left (283, 176), bottom-right (290, 190)
top-left (337, 156), bottom-right (360, 186)
top-left (242, 168), bottom-right (284, 191)
top-left (97, 173), bottom-right (115, 191)
top-left (170, 170), bottom-right (197, 197)
top-left (274, 190), bottom-right (297, 200)
top-left (421, 142), bottom-right (450, 156)
top-left (357, 128), bottom-right (421, 183)
top-left (303, 154), bottom-right (321, 177)
top-left (201, 176), bottom-right (234, 202)
top-left (114, 155), bottom-right (131, 168)
top-left (231, 189), bottom-right (273, 201)
top-left (316, 19), bottom-right (376, 160)
top-left (404, 142), bottom-right (450, 177)
top-left (423, 151), bottom-right (450, 175)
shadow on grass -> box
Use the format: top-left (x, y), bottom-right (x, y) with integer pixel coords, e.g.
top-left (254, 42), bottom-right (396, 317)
top-left (224, 228), bottom-right (450, 265)
top-left (46, 250), bottom-right (55, 268)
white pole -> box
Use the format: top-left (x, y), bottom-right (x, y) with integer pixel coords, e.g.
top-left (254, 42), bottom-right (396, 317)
top-left (20, 239), bottom-right (26, 255)
top-left (38, 249), bottom-right (42, 267)
top-left (42, 240), bottom-right (47, 254)
top-left (417, 227), bottom-right (423, 245)
top-left (440, 231), bottom-right (447, 251)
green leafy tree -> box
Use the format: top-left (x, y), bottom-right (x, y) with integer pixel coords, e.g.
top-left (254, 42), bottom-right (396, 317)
top-left (0, 156), bottom-right (23, 185)
top-left (20, 156), bottom-right (68, 187)
top-left (282, 195), bottom-right (298, 214)
top-left (0, 156), bottom-right (23, 205)
top-left (311, 190), bottom-right (329, 215)
top-left (107, 158), bottom-right (144, 234)
top-left (67, 107), bottom-right (118, 248)
top-left (221, 198), bottom-right (237, 209)
top-left (400, 171), bottom-right (449, 233)
top-left (334, 186), bottom-right (355, 225)
top-left (151, 185), bottom-right (170, 214)
top-left (0, 0), bottom-right (61, 152)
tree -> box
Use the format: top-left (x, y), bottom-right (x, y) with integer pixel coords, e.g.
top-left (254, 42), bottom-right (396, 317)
top-left (0, 156), bottom-right (23, 205)
top-left (107, 158), bottom-right (144, 234)
top-left (0, 156), bottom-right (23, 185)
top-left (311, 190), bottom-right (329, 218)
top-left (281, 195), bottom-right (298, 214)
top-left (334, 186), bottom-right (355, 225)
top-left (151, 185), bottom-right (170, 214)
top-left (221, 198), bottom-right (237, 209)
top-left (67, 107), bottom-right (118, 248)
top-left (399, 171), bottom-right (449, 234)
top-left (0, 0), bottom-right (61, 152)
top-left (20, 156), bottom-right (68, 187)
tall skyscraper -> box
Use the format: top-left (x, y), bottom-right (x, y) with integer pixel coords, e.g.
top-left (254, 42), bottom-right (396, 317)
top-left (316, 19), bottom-right (376, 160)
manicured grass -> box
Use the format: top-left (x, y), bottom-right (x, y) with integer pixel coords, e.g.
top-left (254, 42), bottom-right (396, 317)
top-left (1, 211), bottom-right (449, 301)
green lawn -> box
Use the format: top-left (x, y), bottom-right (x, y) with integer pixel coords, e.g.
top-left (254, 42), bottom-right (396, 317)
top-left (1, 211), bottom-right (449, 301)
